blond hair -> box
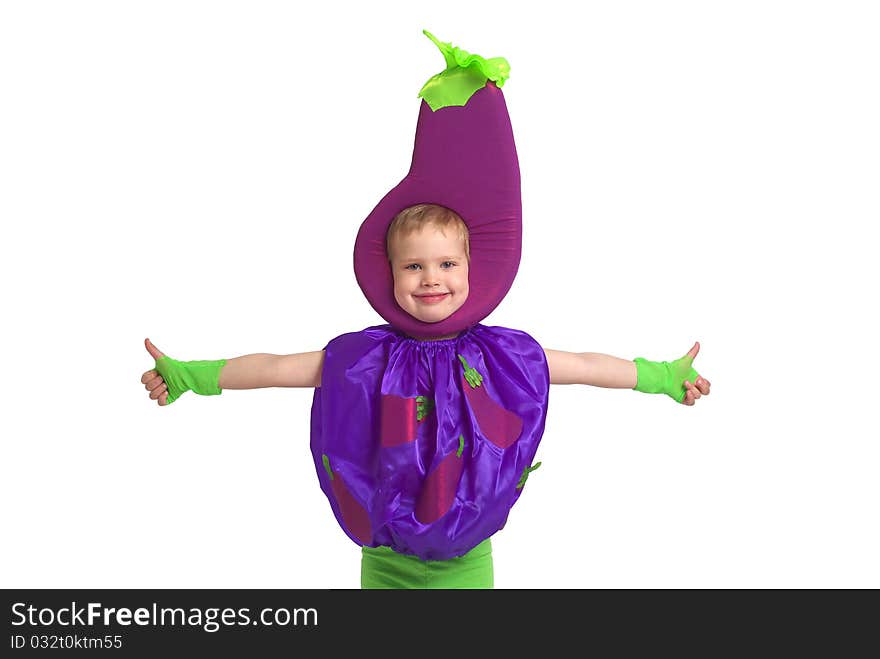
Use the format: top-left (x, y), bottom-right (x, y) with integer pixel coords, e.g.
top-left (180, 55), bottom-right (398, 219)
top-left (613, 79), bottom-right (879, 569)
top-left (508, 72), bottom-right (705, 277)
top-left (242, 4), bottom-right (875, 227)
top-left (386, 204), bottom-right (470, 262)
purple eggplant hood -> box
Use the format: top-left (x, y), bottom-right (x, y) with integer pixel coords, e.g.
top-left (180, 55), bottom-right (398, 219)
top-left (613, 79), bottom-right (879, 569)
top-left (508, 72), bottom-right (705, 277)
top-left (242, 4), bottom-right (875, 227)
top-left (310, 324), bottom-right (549, 561)
top-left (354, 82), bottom-right (521, 339)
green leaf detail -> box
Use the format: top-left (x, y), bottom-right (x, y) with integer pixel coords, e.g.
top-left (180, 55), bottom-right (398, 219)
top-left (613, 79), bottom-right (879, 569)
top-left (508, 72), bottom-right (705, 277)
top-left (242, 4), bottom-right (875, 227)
top-left (322, 454), bottom-right (334, 481)
top-left (456, 435), bottom-right (465, 458)
top-left (457, 354), bottom-right (483, 388)
top-left (418, 30), bottom-right (511, 111)
top-left (516, 462), bottom-right (542, 490)
top-left (416, 395), bottom-right (435, 421)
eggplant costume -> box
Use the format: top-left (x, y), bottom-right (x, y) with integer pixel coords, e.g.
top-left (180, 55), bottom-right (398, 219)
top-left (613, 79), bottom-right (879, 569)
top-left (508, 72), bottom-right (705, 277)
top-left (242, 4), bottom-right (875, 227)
top-left (310, 32), bottom-right (549, 561)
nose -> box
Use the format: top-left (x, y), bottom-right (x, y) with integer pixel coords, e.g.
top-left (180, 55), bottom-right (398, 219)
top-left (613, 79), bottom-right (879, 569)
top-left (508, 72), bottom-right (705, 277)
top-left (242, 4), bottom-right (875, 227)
top-left (420, 266), bottom-right (441, 287)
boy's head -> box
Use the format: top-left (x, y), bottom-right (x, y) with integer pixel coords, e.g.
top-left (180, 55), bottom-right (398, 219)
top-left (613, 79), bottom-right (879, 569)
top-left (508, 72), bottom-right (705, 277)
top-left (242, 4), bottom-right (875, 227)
top-left (386, 204), bottom-right (470, 325)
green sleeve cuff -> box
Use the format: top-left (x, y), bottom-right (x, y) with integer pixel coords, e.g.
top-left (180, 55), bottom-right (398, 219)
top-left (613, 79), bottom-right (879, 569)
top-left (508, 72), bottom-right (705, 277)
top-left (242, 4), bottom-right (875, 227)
top-left (154, 356), bottom-right (226, 405)
top-left (633, 356), bottom-right (700, 404)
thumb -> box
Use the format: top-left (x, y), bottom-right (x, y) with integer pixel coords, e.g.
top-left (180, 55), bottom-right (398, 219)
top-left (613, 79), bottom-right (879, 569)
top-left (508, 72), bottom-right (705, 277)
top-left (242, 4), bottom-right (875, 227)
top-left (685, 341), bottom-right (700, 362)
top-left (144, 338), bottom-right (166, 361)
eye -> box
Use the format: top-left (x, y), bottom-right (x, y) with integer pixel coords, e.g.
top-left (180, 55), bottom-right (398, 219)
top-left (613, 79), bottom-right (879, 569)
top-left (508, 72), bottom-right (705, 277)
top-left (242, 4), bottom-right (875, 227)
top-left (405, 264), bottom-right (421, 271)
top-left (441, 261), bottom-right (456, 268)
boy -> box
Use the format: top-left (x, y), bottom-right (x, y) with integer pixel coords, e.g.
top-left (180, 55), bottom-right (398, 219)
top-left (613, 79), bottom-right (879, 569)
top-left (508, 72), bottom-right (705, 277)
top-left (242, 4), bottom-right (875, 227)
top-left (141, 203), bottom-right (710, 588)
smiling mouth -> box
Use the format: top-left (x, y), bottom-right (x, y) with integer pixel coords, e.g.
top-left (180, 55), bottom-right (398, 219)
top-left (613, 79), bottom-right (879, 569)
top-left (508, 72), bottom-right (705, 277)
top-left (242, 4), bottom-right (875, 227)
top-left (415, 293), bottom-right (449, 304)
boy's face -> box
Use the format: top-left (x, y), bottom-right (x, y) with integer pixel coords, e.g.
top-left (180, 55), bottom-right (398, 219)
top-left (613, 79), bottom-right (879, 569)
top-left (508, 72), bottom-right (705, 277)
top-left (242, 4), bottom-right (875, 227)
top-left (388, 225), bottom-right (470, 325)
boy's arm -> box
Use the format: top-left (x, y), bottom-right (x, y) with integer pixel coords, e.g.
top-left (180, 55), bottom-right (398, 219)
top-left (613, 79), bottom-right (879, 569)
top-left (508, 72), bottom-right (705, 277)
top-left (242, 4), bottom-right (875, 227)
top-left (143, 339), bottom-right (324, 406)
top-left (275, 350), bottom-right (325, 388)
top-left (543, 344), bottom-right (710, 405)
top-left (209, 351), bottom-right (326, 389)
top-left (544, 349), bottom-right (637, 388)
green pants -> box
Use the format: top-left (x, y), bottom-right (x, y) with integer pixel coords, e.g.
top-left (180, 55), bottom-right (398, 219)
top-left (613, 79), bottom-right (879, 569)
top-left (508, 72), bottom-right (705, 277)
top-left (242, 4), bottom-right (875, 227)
top-left (361, 538), bottom-right (494, 589)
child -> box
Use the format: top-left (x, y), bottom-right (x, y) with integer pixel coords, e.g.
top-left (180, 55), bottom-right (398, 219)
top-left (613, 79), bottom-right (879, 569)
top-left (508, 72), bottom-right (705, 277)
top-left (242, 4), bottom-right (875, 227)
top-left (141, 32), bottom-right (711, 589)
top-left (141, 203), bottom-right (710, 588)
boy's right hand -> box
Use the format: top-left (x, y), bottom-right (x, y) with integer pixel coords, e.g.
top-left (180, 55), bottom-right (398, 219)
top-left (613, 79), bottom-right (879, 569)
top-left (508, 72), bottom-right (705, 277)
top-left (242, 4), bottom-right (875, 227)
top-left (141, 338), bottom-right (226, 406)
top-left (141, 338), bottom-right (169, 406)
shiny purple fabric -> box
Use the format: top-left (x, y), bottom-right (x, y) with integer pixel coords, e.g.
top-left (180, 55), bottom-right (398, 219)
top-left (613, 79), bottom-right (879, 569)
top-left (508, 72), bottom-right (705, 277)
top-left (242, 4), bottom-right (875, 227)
top-left (310, 324), bottom-right (549, 561)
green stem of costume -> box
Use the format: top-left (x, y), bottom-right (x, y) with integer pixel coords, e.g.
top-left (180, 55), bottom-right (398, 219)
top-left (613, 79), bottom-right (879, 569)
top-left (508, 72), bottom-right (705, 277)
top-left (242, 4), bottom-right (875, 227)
top-left (418, 30), bottom-right (511, 111)
top-left (633, 356), bottom-right (700, 404)
top-left (154, 356), bottom-right (226, 405)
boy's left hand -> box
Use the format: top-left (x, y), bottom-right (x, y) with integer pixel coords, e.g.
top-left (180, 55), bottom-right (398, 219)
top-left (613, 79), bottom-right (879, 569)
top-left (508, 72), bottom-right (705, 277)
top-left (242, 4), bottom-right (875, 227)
top-left (680, 342), bottom-right (711, 406)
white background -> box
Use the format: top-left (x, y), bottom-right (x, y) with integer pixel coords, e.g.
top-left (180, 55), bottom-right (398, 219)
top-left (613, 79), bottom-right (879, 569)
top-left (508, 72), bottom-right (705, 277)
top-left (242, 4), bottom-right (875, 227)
top-left (1, 1), bottom-right (877, 589)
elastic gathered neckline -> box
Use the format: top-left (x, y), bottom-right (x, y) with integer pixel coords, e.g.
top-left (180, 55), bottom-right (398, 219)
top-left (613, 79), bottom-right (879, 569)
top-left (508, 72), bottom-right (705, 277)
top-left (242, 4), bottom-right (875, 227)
top-left (393, 325), bottom-right (476, 347)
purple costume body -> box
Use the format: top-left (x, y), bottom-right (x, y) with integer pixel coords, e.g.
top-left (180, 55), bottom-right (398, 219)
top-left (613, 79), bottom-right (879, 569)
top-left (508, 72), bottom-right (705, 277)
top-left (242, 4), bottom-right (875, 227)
top-left (310, 324), bottom-right (549, 561)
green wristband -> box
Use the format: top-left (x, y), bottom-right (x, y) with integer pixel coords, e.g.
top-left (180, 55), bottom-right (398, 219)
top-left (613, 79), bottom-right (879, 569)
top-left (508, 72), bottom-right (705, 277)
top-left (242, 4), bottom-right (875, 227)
top-left (154, 356), bottom-right (226, 405)
top-left (633, 356), bottom-right (700, 404)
